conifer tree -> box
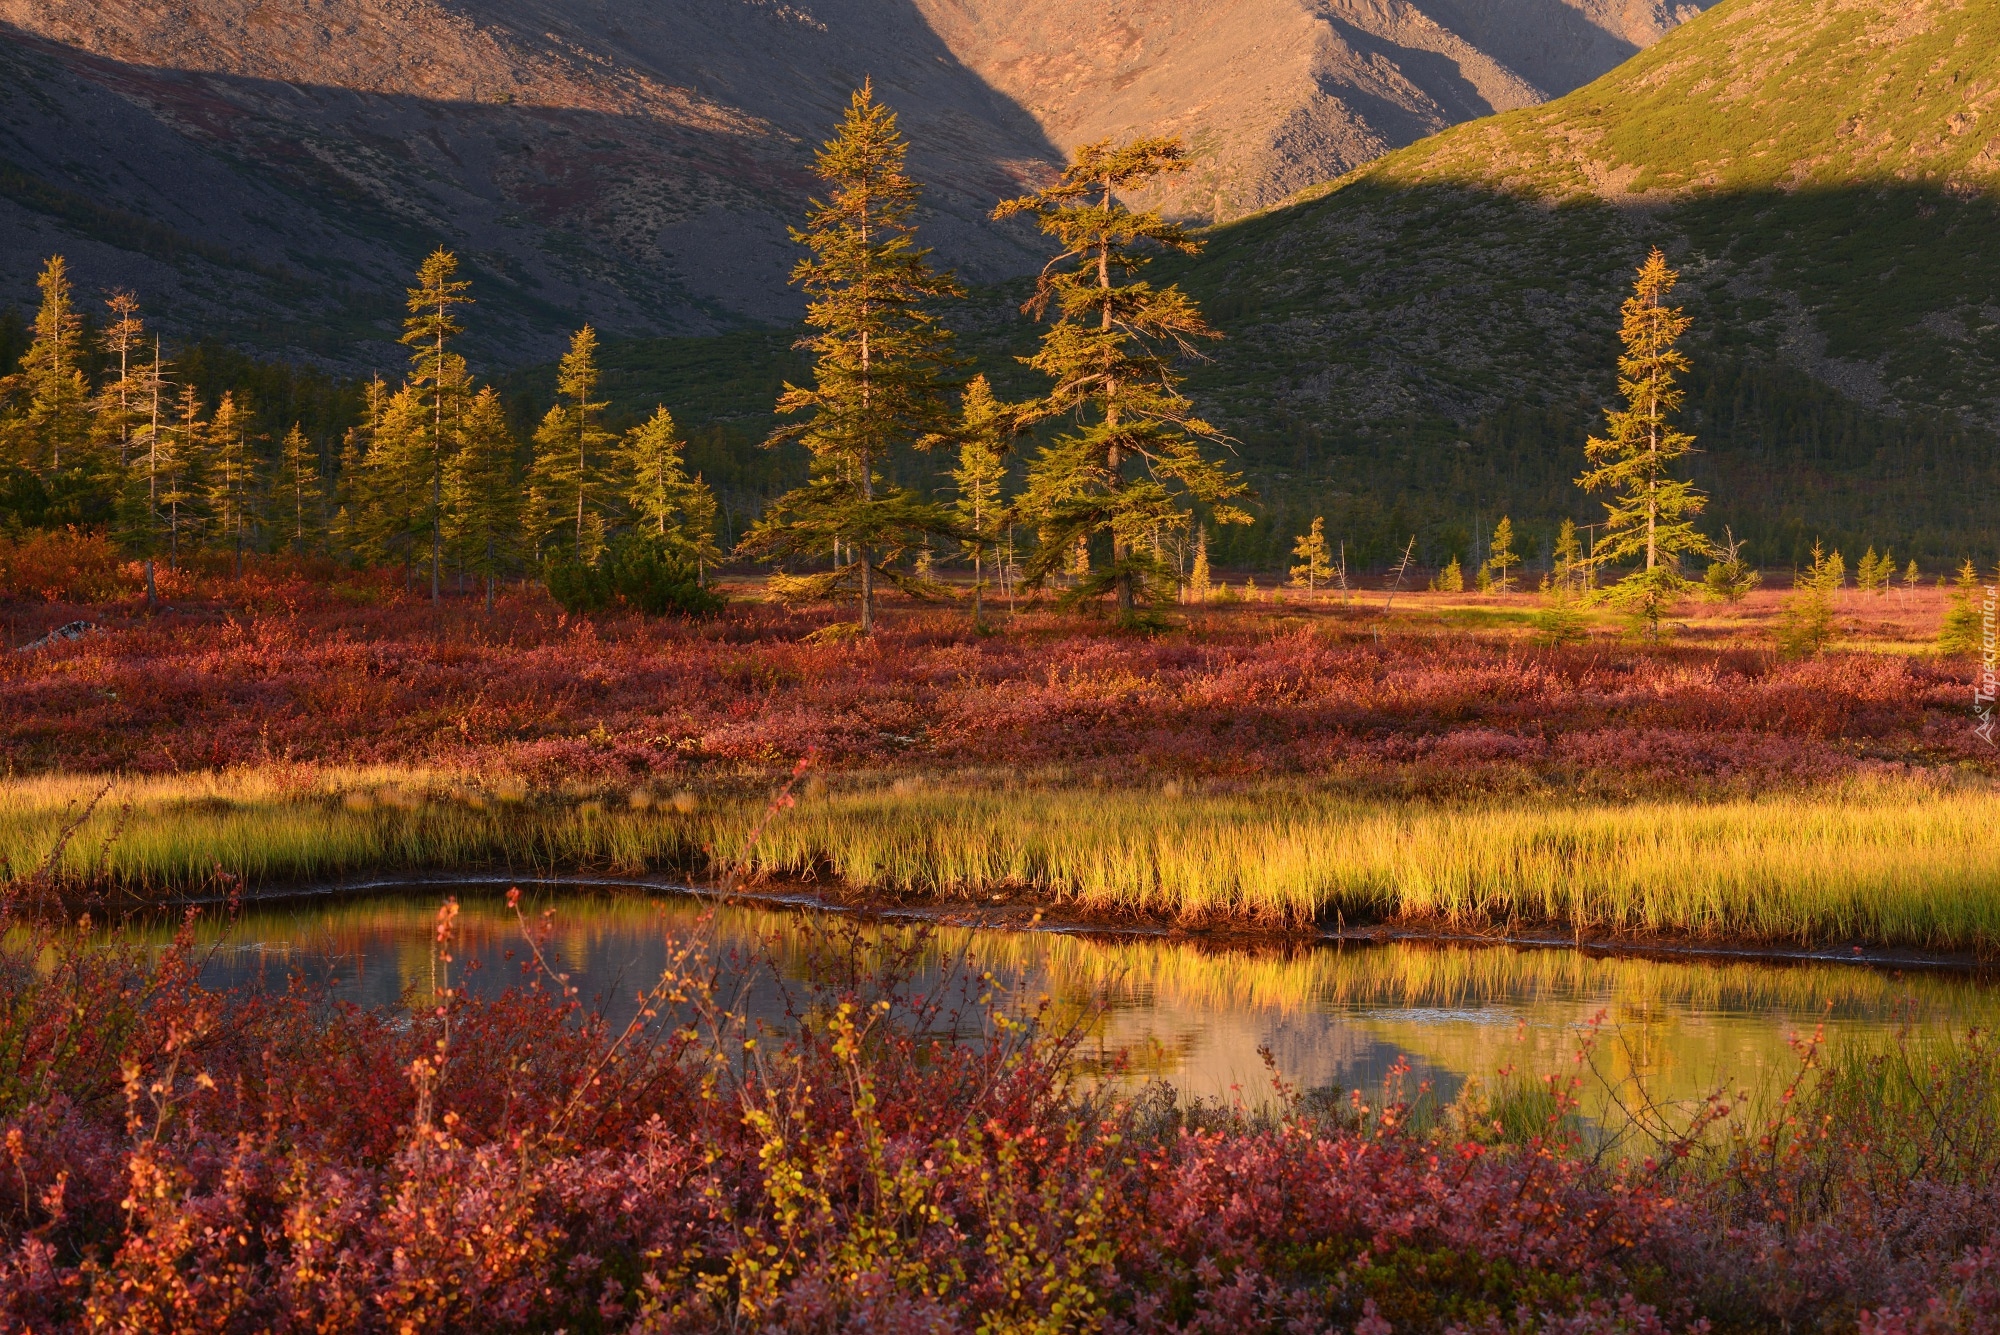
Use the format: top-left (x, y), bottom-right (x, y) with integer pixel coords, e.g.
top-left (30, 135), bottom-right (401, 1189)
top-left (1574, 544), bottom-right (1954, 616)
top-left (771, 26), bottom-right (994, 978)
top-left (738, 84), bottom-right (964, 634)
top-left (528, 326), bottom-right (614, 565)
top-left (1483, 516), bottom-right (1519, 592)
top-left (1289, 516), bottom-right (1332, 592)
top-left (1551, 519), bottom-right (1585, 595)
top-left (205, 392), bottom-right (259, 576)
top-left (1578, 248), bottom-right (1710, 637)
top-left (1856, 546), bottom-right (1893, 594)
top-left (443, 386), bottom-right (522, 611)
top-left (1939, 559), bottom-right (1983, 655)
top-left (1906, 559), bottom-right (1921, 586)
top-left (160, 384), bottom-right (205, 567)
top-left (1432, 556), bottom-right (1464, 593)
top-left (1702, 526), bottom-right (1760, 602)
top-left (16, 256), bottom-right (91, 478)
top-left (950, 376), bottom-right (1013, 626)
top-left (402, 249), bottom-right (474, 604)
top-left (616, 406), bottom-right (721, 578)
top-left (1778, 542), bottom-right (1844, 657)
top-left (115, 337), bottom-right (171, 604)
top-left (95, 291), bottom-right (145, 470)
top-left (332, 376), bottom-right (388, 562)
top-left (271, 425), bottom-right (326, 555)
top-left (1187, 527), bottom-right (1212, 604)
top-left (995, 138), bottom-right (1249, 617)
top-left (342, 379), bottom-right (432, 579)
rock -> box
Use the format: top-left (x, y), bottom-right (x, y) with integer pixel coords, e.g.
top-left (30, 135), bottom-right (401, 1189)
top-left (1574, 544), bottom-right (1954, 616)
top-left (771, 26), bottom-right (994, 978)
top-left (16, 620), bottom-right (100, 653)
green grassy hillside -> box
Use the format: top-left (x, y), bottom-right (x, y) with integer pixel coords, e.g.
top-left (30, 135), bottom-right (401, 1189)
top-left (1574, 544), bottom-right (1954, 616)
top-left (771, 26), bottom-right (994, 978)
top-left (526, 0), bottom-right (1998, 576)
top-left (1165, 0), bottom-right (2000, 570)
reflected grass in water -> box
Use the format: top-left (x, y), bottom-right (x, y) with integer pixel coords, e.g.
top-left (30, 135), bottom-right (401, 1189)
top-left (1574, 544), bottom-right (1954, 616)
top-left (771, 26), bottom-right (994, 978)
top-left (116, 888), bottom-right (2000, 1126)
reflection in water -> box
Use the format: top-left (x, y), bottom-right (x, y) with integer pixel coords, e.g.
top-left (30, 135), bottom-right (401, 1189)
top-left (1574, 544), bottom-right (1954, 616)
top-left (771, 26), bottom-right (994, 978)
top-left (138, 886), bottom-right (2000, 1121)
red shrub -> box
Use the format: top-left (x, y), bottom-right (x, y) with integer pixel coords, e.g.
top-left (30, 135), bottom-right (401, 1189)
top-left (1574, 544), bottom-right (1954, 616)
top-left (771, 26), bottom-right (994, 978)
top-left (3, 902), bottom-right (1997, 1332)
top-left (0, 528), bottom-right (131, 604)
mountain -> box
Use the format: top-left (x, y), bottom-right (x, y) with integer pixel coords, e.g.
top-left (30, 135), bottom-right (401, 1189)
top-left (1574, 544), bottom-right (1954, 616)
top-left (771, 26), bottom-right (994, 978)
top-left (550, 0), bottom-right (1999, 571)
top-left (0, 0), bottom-right (1710, 362)
top-left (1152, 0), bottom-right (2000, 567)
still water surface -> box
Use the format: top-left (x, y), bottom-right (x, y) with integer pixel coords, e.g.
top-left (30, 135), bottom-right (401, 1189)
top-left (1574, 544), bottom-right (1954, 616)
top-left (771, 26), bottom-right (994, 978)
top-left (167, 882), bottom-right (2000, 1119)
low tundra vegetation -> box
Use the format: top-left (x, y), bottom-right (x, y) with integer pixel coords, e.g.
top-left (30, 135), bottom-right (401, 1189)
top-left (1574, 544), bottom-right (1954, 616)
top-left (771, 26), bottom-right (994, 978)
top-left (3, 888), bottom-right (1999, 1333)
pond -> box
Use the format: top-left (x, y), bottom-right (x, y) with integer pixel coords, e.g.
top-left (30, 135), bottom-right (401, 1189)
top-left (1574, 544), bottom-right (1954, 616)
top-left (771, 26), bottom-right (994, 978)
top-left (152, 878), bottom-right (2000, 1130)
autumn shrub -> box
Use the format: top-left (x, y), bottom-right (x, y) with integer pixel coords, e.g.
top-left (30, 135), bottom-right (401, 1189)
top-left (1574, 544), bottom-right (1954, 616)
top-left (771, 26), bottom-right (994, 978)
top-left (4, 892), bottom-right (1999, 1333)
top-left (0, 599), bottom-right (1982, 787)
top-left (0, 528), bottom-right (130, 603)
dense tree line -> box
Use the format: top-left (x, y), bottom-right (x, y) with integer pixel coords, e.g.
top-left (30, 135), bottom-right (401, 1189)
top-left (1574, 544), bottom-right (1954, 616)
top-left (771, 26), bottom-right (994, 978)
top-left (0, 253), bottom-right (719, 612)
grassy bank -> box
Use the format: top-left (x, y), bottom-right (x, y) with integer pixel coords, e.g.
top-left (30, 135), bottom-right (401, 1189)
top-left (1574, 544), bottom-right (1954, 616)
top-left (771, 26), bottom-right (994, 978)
top-left (9, 769), bottom-right (2000, 952)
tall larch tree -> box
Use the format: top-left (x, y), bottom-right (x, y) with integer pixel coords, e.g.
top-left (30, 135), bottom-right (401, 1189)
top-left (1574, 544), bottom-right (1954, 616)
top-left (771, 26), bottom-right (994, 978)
top-left (737, 82), bottom-right (964, 635)
top-left (161, 383), bottom-right (205, 567)
top-left (951, 375), bottom-right (1013, 627)
top-left (617, 406), bottom-right (721, 580)
top-left (16, 256), bottom-right (93, 483)
top-left (95, 291), bottom-right (145, 470)
top-left (994, 137), bottom-right (1250, 617)
top-left (528, 326), bottom-right (614, 565)
top-left (332, 376), bottom-right (389, 563)
top-left (444, 386), bottom-right (523, 611)
top-left (402, 249), bottom-right (475, 605)
top-left (116, 337), bottom-right (171, 604)
top-left (1290, 517), bottom-right (1332, 592)
top-left (1578, 248), bottom-right (1710, 637)
top-left (364, 385), bottom-right (436, 582)
top-left (272, 425), bottom-right (326, 555)
top-left (205, 391), bottom-right (259, 575)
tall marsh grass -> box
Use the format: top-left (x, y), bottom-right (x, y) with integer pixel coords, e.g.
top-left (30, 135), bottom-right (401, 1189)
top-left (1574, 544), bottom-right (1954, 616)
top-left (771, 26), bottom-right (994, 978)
top-left (5, 769), bottom-right (1999, 950)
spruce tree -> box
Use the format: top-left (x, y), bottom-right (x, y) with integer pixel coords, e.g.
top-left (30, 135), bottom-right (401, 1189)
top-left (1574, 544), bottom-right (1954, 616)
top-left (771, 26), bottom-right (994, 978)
top-left (443, 386), bottom-right (522, 611)
top-left (737, 83), bottom-right (964, 634)
top-left (272, 425), bottom-right (326, 555)
top-left (1578, 248), bottom-right (1710, 638)
top-left (995, 137), bottom-right (1249, 617)
top-left (950, 375), bottom-right (1012, 626)
top-left (616, 406), bottom-right (721, 579)
top-left (1289, 516), bottom-right (1332, 592)
top-left (528, 326), bottom-right (614, 565)
top-left (402, 249), bottom-right (474, 605)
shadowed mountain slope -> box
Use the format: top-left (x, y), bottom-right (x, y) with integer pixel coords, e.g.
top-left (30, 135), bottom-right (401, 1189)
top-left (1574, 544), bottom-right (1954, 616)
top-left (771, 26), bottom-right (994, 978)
top-left (0, 0), bottom-right (1711, 359)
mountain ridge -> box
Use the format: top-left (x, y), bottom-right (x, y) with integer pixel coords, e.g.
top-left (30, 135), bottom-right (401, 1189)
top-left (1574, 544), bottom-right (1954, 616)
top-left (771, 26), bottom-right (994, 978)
top-left (0, 0), bottom-right (1712, 359)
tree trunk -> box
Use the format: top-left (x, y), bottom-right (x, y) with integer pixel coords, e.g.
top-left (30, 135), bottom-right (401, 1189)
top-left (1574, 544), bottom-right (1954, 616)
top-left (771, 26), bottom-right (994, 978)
top-left (860, 554), bottom-right (874, 634)
top-left (145, 557), bottom-right (157, 609)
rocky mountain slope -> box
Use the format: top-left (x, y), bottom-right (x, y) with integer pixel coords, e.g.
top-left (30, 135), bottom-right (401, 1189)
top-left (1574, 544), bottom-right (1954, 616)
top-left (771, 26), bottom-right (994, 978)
top-left (0, 0), bottom-right (1709, 361)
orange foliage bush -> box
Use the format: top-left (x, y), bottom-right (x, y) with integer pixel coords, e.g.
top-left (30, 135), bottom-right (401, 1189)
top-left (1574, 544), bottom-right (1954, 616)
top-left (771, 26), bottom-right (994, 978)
top-left (0, 529), bottom-right (131, 603)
